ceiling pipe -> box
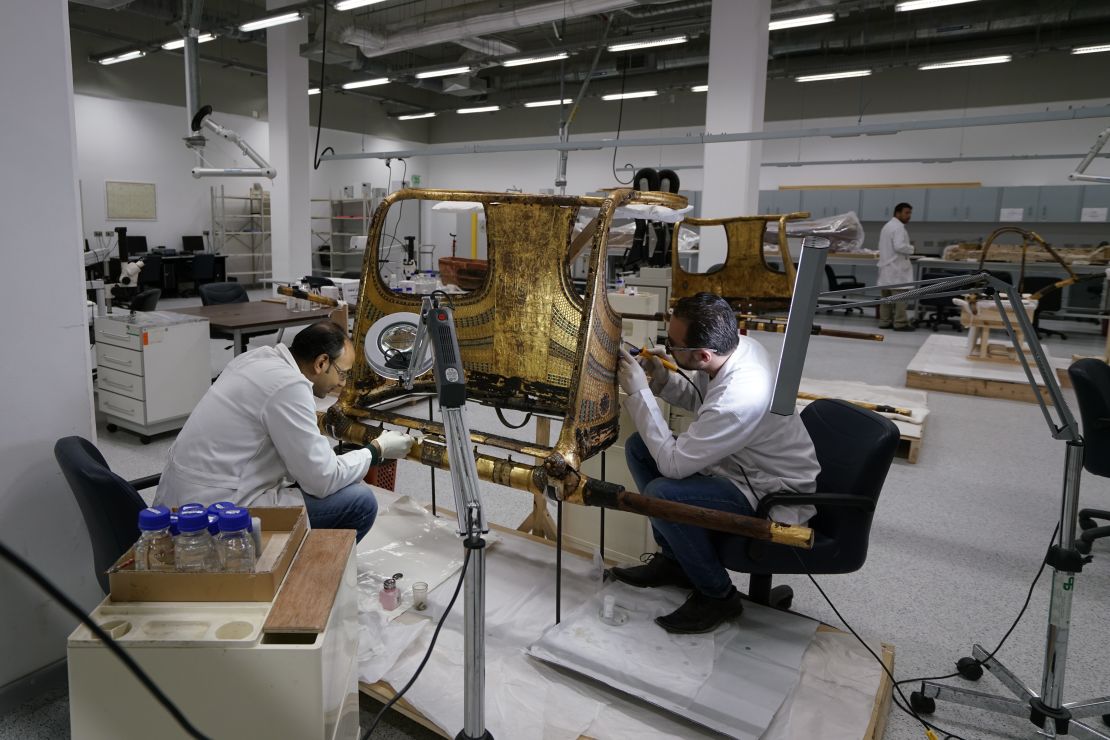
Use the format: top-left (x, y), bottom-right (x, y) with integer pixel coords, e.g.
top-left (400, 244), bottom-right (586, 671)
top-left (320, 104), bottom-right (1110, 161)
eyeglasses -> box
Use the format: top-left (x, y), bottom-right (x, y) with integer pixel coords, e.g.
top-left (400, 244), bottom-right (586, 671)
top-left (328, 359), bottom-right (352, 382)
top-left (663, 338), bottom-right (716, 354)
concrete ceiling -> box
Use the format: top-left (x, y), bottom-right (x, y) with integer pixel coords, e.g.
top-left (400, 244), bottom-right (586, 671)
top-left (67, 0), bottom-right (1110, 120)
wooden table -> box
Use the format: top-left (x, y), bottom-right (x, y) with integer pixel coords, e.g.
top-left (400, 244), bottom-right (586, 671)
top-left (169, 301), bottom-right (343, 355)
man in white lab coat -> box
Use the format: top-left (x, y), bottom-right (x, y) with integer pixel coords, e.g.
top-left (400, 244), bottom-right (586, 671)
top-left (877, 202), bottom-right (916, 331)
top-left (155, 320), bottom-right (413, 542)
top-left (610, 293), bottom-right (821, 634)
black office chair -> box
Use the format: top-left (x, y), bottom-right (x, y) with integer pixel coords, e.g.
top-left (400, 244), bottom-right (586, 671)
top-left (128, 288), bottom-right (161, 312)
top-left (54, 437), bottom-right (159, 594)
top-left (199, 281), bottom-right (274, 353)
top-left (138, 254), bottom-right (163, 291)
top-left (187, 252), bottom-right (219, 295)
top-left (1021, 276), bottom-right (1068, 341)
top-left (823, 264), bottom-right (866, 315)
top-left (1069, 359), bottom-right (1110, 554)
top-left (341, 271), bottom-right (362, 279)
top-left (917, 268), bottom-right (965, 332)
top-left (716, 399), bottom-right (900, 609)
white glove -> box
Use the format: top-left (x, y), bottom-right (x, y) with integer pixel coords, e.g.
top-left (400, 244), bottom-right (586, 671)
top-left (617, 348), bottom-right (649, 396)
top-left (373, 430), bottom-right (414, 460)
top-left (636, 346), bottom-right (673, 394)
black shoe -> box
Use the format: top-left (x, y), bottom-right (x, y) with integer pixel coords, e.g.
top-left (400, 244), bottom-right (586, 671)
top-left (654, 587), bottom-right (745, 634)
top-left (877, 323), bottom-right (893, 329)
top-left (893, 324), bottom-right (917, 332)
top-left (608, 552), bottom-right (693, 589)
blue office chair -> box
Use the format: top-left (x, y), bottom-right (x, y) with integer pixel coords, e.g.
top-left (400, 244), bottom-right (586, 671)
top-left (716, 399), bottom-right (900, 609)
top-left (54, 437), bottom-right (159, 594)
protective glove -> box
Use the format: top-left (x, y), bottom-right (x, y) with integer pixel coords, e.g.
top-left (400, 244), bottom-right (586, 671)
top-left (636, 345), bottom-right (674, 394)
top-left (373, 430), bottom-right (415, 460)
top-left (617, 347), bottom-right (649, 396)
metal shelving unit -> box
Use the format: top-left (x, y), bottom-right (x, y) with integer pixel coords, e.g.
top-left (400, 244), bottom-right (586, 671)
top-left (311, 195), bottom-right (373, 279)
top-left (211, 184), bottom-right (272, 286)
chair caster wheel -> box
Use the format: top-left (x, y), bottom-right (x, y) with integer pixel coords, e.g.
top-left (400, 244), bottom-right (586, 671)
top-left (1077, 540), bottom-right (1092, 555)
top-left (910, 691), bottom-right (935, 715)
top-left (1102, 712), bottom-right (1110, 727)
top-left (956, 657), bottom-right (983, 680)
top-left (769, 585), bottom-right (793, 610)
top-left (140, 435), bottom-right (152, 445)
top-left (1080, 517), bottom-right (1097, 531)
top-left (106, 424), bottom-right (118, 433)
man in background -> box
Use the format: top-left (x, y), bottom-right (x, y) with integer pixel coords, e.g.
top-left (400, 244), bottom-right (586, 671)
top-left (877, 202), bottom-right (916, 331)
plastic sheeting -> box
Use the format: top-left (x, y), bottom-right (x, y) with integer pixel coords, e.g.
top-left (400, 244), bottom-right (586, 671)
top-left (764, 211), bottom-right (866, 252)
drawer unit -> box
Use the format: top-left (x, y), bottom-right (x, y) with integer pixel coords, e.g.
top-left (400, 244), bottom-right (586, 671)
top-left (93, 312), bottom-right (210, 441)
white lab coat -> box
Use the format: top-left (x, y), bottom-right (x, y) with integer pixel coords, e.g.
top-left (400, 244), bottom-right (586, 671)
top-left (623, 336), bottom-right (821, 525)
top-left (877, 217), bottom-right (914, 285)
top-left (155, 344), bottom-right (373, 510)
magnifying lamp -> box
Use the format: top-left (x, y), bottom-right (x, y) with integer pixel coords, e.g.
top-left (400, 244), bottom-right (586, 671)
top-left (364, 312), bottom-right (434, 380)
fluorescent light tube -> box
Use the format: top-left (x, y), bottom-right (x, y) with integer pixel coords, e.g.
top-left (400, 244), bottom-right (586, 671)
top-left (919, 54), bottom-right (1011, 70)
top-left (398, 112), bottom-right (436, 120)
top-left (602, 90), bottom-right (658, 101)
top-left (1072, 43), bottom-right (1110, 55)
top-left (98, 50), bottom-right (145, 65)
top-left (162, 33), bottom-right (216, 51)
top-left (896, 0), bottom-right (979, 10)
top-left (239, 12), bottom-right (302, 33)
top-left (308, 88), bottom-right (321, 95)
top-left (608, 36), bottom-right (687, 53)
top-left (768, 13), bottom-right (835, 31)
top-left (501, 52), bottom-right (568, 67)
top-left (525, 98), bottom-right (573, 108)
top-left (415, 66), bottom-right (471, 79)
top-left (690, 84), bottom-right (708, 92)
top-left (334, 0), bottom-right (389, 10)
top-left (457, 106), bottom-right (500, 114)
top-left (795, 69), bottom-right (871, 82)
top-left (341, 77), bottom-right (391, 89)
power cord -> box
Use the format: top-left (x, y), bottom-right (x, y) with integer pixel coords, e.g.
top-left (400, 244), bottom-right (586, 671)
top-left (383, 158), bottom-right (409, 264)
top-left (362, 548), bottom-right (471, 738)
top-left (311, 2), bottom-right (334, 170)
top-left (0, 540), bottom-right (210, 740)
top-left (610, 56), bottom-right (635, 185)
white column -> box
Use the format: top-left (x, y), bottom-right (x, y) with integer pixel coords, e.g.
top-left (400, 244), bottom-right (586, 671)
top-left (699, 0), bottom-right (770, 269)
top-left (0, 0), bottom-right (100, 691)
top-left (267, 9), bottom-right (311, 283)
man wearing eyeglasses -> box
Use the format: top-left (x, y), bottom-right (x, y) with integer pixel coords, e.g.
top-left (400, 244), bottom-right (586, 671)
top-left (156, 320), bottom-right (413, 542)
top-left (609, 293), bottom-right (820, 633)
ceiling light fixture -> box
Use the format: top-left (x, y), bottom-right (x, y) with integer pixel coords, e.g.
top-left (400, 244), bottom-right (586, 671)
top-left (97, 50), bottom-right (146, 65)
top-left (607, 36), bottom-right (687, 53)
top-left (768, 13), bottom-right (835, 31)
top-left (795, 69), bottom-right (871, 82)
top-left (415, 66), bottom-right (471, 79)
top-left (602, 90), bottom-right (658, 101)
top-left (334, 0), bottom-right (389, 10)
top-left (398, 112), bottom-right (436, 120)
top-left (162, 33), bottom-right (216, 51)
top-left (341, 77), bottom-right (391, 89)
top-left (525, 98), bottom-right (573, 108)
top-left (308, 87), bottom-right (321, 95)
top-left (238, 12), bottom-right (303, 33)
top-left (919, 54), bottom-right (1011, 70)
top-left (895, 0), bottom-right (980, 11)
top-left (501, 52), bottom-right (568, 67)
top-left (457, 105), bottom-right (500, 114)
top-left (691, 84), bottom-right (708, 92)
top-left (1072, 43), bottom-right (1110, 55)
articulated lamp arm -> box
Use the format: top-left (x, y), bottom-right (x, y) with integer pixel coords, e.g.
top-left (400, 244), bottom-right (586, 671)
top-left (1069, 126), bottom-right (1110, 184)
top-left (189, 105), bottom-right (277, 179)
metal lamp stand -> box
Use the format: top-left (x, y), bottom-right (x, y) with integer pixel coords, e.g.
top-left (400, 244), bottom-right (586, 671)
top-left (775, 248), bottom-right (1109, 738)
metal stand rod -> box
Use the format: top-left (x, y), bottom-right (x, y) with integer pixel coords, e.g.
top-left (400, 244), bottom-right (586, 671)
top-left (458, 534), bottom-right (491, 740)
top-left (429, 396), bottom-right (437, 516)
top-left (599, 451), bottom-right (606, 560)
top-left (556, 499), bottom-right (563, 625)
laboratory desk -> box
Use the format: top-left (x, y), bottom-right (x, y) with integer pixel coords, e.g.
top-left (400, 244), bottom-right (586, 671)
top-left (168, 301), bottom-right (343, 355)
top-left (112, 254), bottom-right (228, 297)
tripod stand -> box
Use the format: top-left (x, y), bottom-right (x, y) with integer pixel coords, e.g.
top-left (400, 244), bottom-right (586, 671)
top-left (774, 246), bottom-right (1108, 738)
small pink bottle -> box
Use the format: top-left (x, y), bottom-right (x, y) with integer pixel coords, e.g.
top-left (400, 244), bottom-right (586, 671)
top-left (379, 574), bottom-right (402, 610)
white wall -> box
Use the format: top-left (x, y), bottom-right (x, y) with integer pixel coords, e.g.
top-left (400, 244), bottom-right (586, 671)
top-left (74, 94), bottom-right (426, 257)
top-left (0, 0), bottom-right (100, 692)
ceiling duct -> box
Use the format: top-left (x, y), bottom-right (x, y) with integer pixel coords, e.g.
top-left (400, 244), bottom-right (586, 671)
top-left (440, 75), bottom-right (489, 97)
top-left (454, 37), bottom-right (521, 57)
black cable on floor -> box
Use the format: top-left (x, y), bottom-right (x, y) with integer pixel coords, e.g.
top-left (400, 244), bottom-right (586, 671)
top-left (0, 540), bottom-right (210, 740)
top-left (362, 548), bottom-right (471, 739)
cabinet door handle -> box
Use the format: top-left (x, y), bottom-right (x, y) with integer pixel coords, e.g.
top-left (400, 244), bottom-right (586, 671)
top-left (104, 401), bottom-right (136, 416)
top-left (103, 354), bottom-right (134, 368)
top-left (103, 378), bottom-right (134, 392)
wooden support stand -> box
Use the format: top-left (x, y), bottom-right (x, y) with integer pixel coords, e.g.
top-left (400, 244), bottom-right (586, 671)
top-left (517, 416), bottom-right (557, 540)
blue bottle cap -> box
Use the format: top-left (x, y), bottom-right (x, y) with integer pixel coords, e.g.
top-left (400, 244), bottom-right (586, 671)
top-left (206, 501), bottom-right (237, 517)
top-left (208, 514), bottom-right (219, 535)
top-left (218, 508), bottom-right (252, 533)
top-left (138, 506), bottom-right (171, 531)
top-left (177, 509), bottom-right (210, 533)
top-left (169, 513), bottom-right (179, 536)
top-left (179, 503), bottom-right (206, 513)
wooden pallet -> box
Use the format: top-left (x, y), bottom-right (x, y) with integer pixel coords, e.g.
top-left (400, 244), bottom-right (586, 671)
top-left (907, 334), bottom-right (1066, 405)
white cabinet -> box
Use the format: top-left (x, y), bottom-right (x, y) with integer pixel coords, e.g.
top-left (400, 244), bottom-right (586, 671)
top-left (94, 312), bottom-right (210, 442)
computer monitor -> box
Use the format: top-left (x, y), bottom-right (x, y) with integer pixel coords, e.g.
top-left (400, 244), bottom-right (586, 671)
top-left (128, 235), bottom-right (148, 255)
top-left (182, 235), bottom-right (205, 253)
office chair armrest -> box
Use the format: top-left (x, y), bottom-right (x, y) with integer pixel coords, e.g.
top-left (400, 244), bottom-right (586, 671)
top-left (755, 492), bottom-right (875, 519)
top-left (128, 473), bottom-right (161, 491)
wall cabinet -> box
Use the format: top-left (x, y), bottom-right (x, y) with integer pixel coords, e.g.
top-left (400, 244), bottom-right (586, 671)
top-left (862, 188), bottom-right (926, 221)
top-left (923, 187), bottom-right (999, 222)
top-left (757, 189), bottom-right (800, 216)
top-left (800, 189), bottom-right (860, 219)
top-left (1000, 186), bottom-right (1082, 223)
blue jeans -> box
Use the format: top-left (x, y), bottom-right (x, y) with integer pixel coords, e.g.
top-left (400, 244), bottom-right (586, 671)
top-left (301, 481), bottom-right (378, 543)
top-left (625, 433), bottom-right (754, 598)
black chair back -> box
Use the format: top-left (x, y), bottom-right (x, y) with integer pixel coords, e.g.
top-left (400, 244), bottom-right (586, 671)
top-left (200, 281), bottom-right (248, 306)
top-left (1069, 359), bottom-right (1110, 478)
top-left (139, 254), bottom-right (162, 288)
top-left (128, 288), bottom-right (161, 312)
top-left (54, 437), bottom-right (145, 594)
top-left (190, 253), bottom-right (217, 282)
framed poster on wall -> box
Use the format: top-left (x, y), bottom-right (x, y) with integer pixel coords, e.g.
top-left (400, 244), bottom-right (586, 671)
top-left (106, 181), bottom-right (156, 220)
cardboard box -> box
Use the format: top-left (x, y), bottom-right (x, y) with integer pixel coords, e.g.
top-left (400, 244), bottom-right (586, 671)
top-left (108, 507), bottom-right (309, 602)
